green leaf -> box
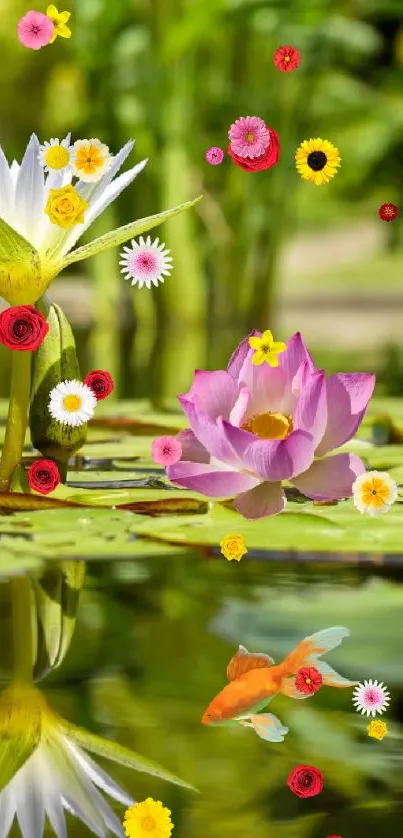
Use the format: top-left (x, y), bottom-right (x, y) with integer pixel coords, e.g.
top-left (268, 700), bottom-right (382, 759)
top-left (0, 216), bottom-right (43, 306)
top-left (59, 196), bottom-right (203, 269)
top-left (0, 687), bottom-right (42, 792)
top-left (63, 723), bottom-right (198, 791)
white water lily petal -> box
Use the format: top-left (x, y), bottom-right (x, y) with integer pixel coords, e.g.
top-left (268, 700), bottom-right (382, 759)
top-left (61, 795), bottom-right (107, 838)
top-left (47, 735), bottom-right (107, 837)
top-left (9, 160), bottom-right (20, 186)
top-left (15, 771), bottom-right (45, 838)
top-left (66, 739), bottom-right (134, 807)
top-left (14, 134), bottom-right (45, 242)
top-left (0, 148), bottom-right (14, 223)
top-left (0, 790), bottom-right (16, 838)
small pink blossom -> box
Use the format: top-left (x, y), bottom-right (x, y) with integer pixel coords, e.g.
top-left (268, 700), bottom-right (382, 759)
top-left (228, 116), bottom-right (271, 160)
top-left (206, 146), bottom-right (224, 166)
top-left (17, 10), bottom-right (55, 50)
top-left (151, 435), bottom-right (183, 466)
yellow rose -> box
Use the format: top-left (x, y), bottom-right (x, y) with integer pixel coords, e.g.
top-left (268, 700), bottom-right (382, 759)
top-left (367, 720), bottom-right (387, 741)
top-left (220, 533), bottom-right (247, 562)
top-left (44, 184), bottom-right (88, 229)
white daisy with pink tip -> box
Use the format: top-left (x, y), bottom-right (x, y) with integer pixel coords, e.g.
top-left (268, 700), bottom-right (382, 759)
top-left (352, 679), bottom-right (390, 717)
top-left (119, 236), bottom-right (173, 289)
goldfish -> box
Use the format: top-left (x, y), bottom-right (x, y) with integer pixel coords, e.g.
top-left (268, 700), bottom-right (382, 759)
top-left (201, 627), bottom-right (358, 737)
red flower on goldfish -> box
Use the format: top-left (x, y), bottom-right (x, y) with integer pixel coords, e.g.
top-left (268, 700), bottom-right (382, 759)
top-left (295, 665), bottom-right (323, 694)
top-left (287, 765), bottom-right (323, 798)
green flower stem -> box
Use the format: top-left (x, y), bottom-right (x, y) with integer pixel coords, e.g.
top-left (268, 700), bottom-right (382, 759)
top-left (0, 350), bottom-right (31, 492)
top-left (11, 575), bottom-right (34, 684)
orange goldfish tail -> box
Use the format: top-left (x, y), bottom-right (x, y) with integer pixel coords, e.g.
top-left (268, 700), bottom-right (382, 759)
top-left (278, 627), bottom-right (358, 696)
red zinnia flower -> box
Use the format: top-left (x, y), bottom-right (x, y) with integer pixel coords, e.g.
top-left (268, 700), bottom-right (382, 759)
top-left (378, 202), bottom-right (399, 222)
top-left (287, 765), bottom-right (323, 798)
top-left (295, 665), bottom-right (323, 695)
top-left (228, 126), bottom-right (280, 172)
top-left (274, 45), bottom-right (301, 72)
top-left (28, 459), bottom-right (61, 495)
top-left (0, 305), bottom-right (48, 351)
top-left (83, 369), bottom-right (114, 400)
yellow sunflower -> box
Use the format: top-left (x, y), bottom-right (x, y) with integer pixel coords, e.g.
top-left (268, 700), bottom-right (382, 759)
top-left (295, 138), bottom-right (341, 185)
top-left (123, 798), bottom-right (174, 838)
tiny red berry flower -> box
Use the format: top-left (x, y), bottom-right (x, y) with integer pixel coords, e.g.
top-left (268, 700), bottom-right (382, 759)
top-left (378, 202), bottom-right (399, 222)
top-left (83, 370), bottom-right (114, 400)
top-left (274, 45), bottom-right (301, 72)
top-left (295, 665), bottom-right (323, 695)
top-left (28, 459), bottom-right (61, 495)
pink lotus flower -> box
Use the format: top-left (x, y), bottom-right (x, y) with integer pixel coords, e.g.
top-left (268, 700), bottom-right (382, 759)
top-left (166, 332), bottom-right (375, 519)
top-left (17, 10), bottom-right (54, 50)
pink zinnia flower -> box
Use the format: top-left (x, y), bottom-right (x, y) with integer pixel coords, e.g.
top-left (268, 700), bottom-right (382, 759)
top-left (151, 435), bottom-right (183, 467)
top-left (228, 116), bottom-right (271, 160)
top-left (17, 10), bottom-right (55, 50)
top-left (206, 146), bottom-right (224, 166)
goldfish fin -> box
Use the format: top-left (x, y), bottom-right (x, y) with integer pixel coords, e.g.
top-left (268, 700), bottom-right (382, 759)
top-left (246, 713), bottom-right (289, 742)
top-left (281, 676), bottom-right (313, 699)
top-left (314, 660), bottom-right (359, 688)
top-left (226, 645), bottom-right (275, 681)
top-left (280, 626), bottom-right (351, 676)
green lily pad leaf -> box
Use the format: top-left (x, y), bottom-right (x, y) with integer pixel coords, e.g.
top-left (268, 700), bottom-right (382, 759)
top-left (63, 722), bottom-right (198, 791)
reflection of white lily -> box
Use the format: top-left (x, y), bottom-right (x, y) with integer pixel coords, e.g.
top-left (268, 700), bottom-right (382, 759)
top-left (0, 683), bottom-right (195, 837)
top-left (0, 133), bottom-right (201, 305)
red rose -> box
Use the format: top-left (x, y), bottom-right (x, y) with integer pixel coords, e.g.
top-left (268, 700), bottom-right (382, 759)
top-left (295, 665), bottom-right (323, 695)
top-left (0, 305), bottom-right (48, 351)
top-left (274, 45), bottom-right (301, 72)
top-left (287, 764), bottom-right (323, 798)
top-left (378, 202), bottom-right (398, 222)
top-left (83, 369), bottom-right (114, 400)
top-left (28, 459), bottom-right (61, 495)
top-left (228, 127), bottom-right (280, 172)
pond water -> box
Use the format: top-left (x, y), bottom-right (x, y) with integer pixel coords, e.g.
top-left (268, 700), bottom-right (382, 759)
top-left (2, 555), bottom-right (403, 838)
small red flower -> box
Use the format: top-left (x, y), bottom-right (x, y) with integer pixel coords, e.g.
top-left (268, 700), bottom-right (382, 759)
top-left (0, 305), bottom-right (48, 351)
top-left (28, 459), bottom-right (61, 495)
top-left (83, 369), bottom-right (114, 400)
top-left (287, 765), bottom-right (323, 798)
top-left (295, 665), bottom-right (323, 695)
top-left (228, 126), bottom-right (280, 172)
top-left (274, 45), bottom-right (301, 72)
top-left (378, 202), bottom-right (399, 222)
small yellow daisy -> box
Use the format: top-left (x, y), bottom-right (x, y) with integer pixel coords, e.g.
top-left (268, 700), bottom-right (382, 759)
top-left (123, 798), bottom-right (173, 838)
top-left (46, 4), bottom-right (72, 43)
top-left (352, 470), bottom-right (398, 516)
top-left (367, 719), bottom-right (388, 741)
top-left (72, 138), bottom-right (113, 182)
top-left (220, 534), bottom-right (248, 562)
top-left (38, 136), bottom-right (73, 173)
top-left (295, 138), bottom-right (341, 185)
top-left (248, 330), bottom-right (287, 367)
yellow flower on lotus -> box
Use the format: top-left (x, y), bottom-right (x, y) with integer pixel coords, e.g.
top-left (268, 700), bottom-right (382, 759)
top-left (72, 139), bottom-right (112, 182)
top-left (248, 330), bottom-right (287, 366)
top-left (124, 797), bottom-right (174, 838)
top-left (45, 184), bottom-right (88, 229)
top-left (0, 133), bottom-right (201, 305)
top-left (220, 533), bottom-right (248, 562)
top-left (46, 4), bottom-right (72, 42)
top-left (367, 719), bottom-right (388, 741)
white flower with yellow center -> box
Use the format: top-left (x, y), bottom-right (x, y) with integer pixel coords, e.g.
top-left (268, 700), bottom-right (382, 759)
top-left (352, 470), bottom-right (398, 515)
top-left (38, 136), bottom-right (73, 174)
top-left (119, 236), bottom-right (173, 289)
top-left (0, 133), bottom-right (200, 306)
top-left (0, 683), bottom-right (194, 838)
top-left (49, 380), bottom-right (97, 427)
top-left (72, 139), bottom-right (113, 183)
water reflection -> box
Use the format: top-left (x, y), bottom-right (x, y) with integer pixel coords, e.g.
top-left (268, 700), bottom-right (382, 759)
top-left (1, 557), bottom-right (403, 837)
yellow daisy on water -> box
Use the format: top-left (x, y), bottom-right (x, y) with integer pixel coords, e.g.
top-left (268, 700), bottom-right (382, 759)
top-left (352, 470), bottom-right (398, 515)
top-left (123, 798), bottom-right (173, 838)
top-left (46, 4), bottom-right (71, 42)
top-left (295, 138), bottom-right (341, 185)
top-left (367, 719), bottom-right (388, 741)
top-left (248, 330), bottom-right (287, 366)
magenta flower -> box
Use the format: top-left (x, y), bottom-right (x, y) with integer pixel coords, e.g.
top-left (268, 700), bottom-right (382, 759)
top-left (228, 116), bottom-right (271, 160)
top-left (206, 147), bottom-right (224, 166)
top-left (17, 10), bottom-right (54, 50)
top-left (166, 332), bottom-right (375, 519)
top-left (151, 435), bottom-right (183, 466)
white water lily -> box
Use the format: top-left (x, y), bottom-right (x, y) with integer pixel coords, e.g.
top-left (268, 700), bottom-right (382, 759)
top-left (0, 133), bottom-right (200, 305)
top-left (0, 683), bottom-right (195, 838)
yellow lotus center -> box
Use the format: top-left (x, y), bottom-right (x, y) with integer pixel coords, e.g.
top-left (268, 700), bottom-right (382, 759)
top-left (63, 394), bottom-right (82, 412)
top-left (45, 145), bottom-right (70, 170)
top-left (246, 132), bottom-right (255, 141)
top-left (242, 412), bottom-right (293, 440)
top-left (140, 816), bottom-right (156, 831)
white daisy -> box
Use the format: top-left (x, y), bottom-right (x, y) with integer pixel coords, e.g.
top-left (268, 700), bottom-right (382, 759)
top-left (353, 470), bottom-right (398, 516)
top-left (72, 138), bottom-right (113, 183)
top-left (38, 135), bottom-right (74, 174)
top-left (48, 380), bottom-right (97, 427)
top-left (352, 679), bottom-right (390, 717)
top-left (119, 235), bottom-right (173, 289)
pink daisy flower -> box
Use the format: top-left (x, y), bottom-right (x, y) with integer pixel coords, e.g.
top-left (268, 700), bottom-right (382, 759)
top-left (228, 116), bottom-right (271, 160)
top-left (352, 679), bottom-right (390, 717)
top-left (17, 10), bottom-right (55, 50)
top-left (151, 435), bottom-right (182, 467)
top-left (206, 146), bottom-right (224, 166)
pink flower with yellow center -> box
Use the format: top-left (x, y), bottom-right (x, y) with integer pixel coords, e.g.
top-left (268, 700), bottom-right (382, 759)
top-left (228, 116), bottom-right (271, 160)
